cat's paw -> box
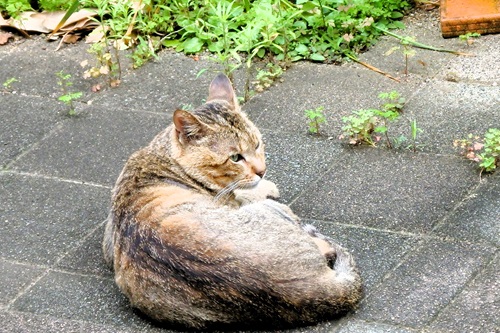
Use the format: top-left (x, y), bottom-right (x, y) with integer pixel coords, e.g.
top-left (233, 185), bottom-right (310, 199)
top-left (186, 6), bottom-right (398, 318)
top-left (258, 179), bottom-right (280, 200)
top-left (234, 179), bottom-right (280, 205)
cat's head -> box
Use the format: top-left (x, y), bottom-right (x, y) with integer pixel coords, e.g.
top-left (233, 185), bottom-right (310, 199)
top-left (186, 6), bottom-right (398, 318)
top-left (172, 73), bottom-right (266, 194)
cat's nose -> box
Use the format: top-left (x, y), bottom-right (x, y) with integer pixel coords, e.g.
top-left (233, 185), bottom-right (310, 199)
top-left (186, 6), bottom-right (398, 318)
top-left (256, 169), bottom-right (266, 179)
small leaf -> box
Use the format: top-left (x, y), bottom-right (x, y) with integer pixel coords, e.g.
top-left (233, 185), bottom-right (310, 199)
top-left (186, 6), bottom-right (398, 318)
top-left (182, 37), bottom-right (203, 54)
top-left (310, 53), bottom-right (325, 61)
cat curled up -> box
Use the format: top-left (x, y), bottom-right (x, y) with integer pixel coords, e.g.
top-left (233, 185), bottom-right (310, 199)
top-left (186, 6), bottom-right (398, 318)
top-left (103, 73), bottom-right (362, 330)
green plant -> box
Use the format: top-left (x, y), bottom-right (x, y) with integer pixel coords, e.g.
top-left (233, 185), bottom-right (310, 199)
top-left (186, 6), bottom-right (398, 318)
top-left (341, 109), bottom-right (378, 145)
top-left (393, 119), bottom-right (424, 151)
top-left (454, 129), bottom-right (500, 173)
top-left (253, 62), bottom-right (284, 93)
top-left (56, 71), bottom-right (82, 116)
top-left (385, 36), bottom-right (417, 76)
top-left (305, 106), bottom-right (327, 135)
top-left (0, 0), bottom-right (31, 18)
top-left (341, 91), bottom-right (405, 147)
top-left (374, 91), bottom-right (405, 147)
top-left (458, 32), bottom-right (481, 46)
top-left (2, 77), bottom-right (18, 91)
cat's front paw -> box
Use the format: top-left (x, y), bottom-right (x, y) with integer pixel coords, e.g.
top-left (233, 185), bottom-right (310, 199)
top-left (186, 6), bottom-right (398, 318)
top-left (258, 179), bottom-right (280, 200)
top-left (234, 179), bottom-right (280, 205)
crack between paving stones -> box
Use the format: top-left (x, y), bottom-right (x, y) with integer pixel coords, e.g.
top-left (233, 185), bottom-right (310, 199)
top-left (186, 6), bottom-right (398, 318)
top-left (4, 220), bottom-right (112, 310)
top-left (0, 170), bottom-right (112, 190)
top-left (423, 248), bottom-right (499, 330)
top-left (3, 121), bottom-right (65, 171)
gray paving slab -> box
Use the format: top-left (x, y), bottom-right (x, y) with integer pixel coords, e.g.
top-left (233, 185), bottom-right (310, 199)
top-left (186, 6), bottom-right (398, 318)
top-left (0, 94), bottom-right (65, 167)
top-left (0, 37), bottom-right (98, 101)
top-left (0, 259), bottom-right (45, 307)
top-left (428, 251), bottom-right (499, 333)
top-left (56, 224), bottom-right (113, 278)
top-left (243, 62), bottom-right (422, 138)
top-left (357, 239), bottom-right (496, 328)
top-left (0, 311), bottom-right (141, 333)
top-left (9, 108), bottom-right (168, 186)
top-left (394, 80), bottom-right (500, 154)
top-left (336, 319), bottom-right (417, 333)
top-left (290, 149), bottom-right (477, 234)
top-left (262, 130), bottom-right (344, 202)
top-left (434, 174), bottom-right (500, 246)
top-left (10, 271), bottom-right (151, 330)
top-left (0, 173), bottom-right (109, 265)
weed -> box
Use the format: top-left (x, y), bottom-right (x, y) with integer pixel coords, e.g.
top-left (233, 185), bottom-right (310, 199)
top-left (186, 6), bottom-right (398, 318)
top-left (385, 36), bottom-right (417, 75)
top-left (253, 63), bottom-right (284, 93)
top-left (393, 119), bottom-right (424, 152)
top-left (56, 71), bottom-right (82, 116)
top-left (305, 106), bottom-right (327, 135)
top-left (454, 128), bottom-right (500, 173)
top-left (341, 91), bottom-right (406, 147)
top-left (458, 32), bottom-right (481, 46)
top-left (2, 77), bottom-right (18, 92)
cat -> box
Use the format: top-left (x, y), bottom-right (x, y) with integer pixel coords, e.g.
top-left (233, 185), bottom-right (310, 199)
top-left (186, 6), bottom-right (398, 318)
top-left (103, 73), bottom-right (362, 330)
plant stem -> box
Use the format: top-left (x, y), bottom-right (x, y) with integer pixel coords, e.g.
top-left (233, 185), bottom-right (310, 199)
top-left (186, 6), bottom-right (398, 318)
top-left (375, 26), bottom-right (473, 56)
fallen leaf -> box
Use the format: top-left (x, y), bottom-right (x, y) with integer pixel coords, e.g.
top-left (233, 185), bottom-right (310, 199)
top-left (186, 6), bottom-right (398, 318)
top-left (473, 142), bottom-right (484, 151)
top-left (63, 33), bottom-right (80, 43)
top-left (110, 79), bottom-right (121, 87)
top-left (91, 84), bottom-right (101, 92)
top-left (80, 59), bottom-right (89, 68)
top-left (0, 32), bottom-right (14, 45)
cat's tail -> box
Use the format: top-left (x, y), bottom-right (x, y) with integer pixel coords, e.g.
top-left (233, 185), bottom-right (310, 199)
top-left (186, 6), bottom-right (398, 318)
top-left (302, 224), bottom-right (363, 310)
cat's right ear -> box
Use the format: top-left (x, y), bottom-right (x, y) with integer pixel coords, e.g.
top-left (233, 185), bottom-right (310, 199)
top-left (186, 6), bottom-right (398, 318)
top-left (173, 109), bottom-right (207, 144)
top-left (207, 73), bottom-right (238, 109)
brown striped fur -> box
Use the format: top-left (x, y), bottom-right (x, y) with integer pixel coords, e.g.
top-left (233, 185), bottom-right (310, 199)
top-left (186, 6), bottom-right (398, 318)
top-left (103, 73), bottom-right (362, 329)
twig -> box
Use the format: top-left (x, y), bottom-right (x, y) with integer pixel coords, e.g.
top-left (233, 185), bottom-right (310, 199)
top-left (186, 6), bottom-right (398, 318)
top-left (345, 53), bottom-right (400, 82)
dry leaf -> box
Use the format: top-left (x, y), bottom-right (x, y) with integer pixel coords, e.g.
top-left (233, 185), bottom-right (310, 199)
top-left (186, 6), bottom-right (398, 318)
top-left (110, 79), bottom-right (121, 87)
top-left (0, 32), bottom-right (14, 45)
top-left (63, 33), bottom-right (80, 43)
top-left (80, 59), bottom-right (89, 68)
top-left (91, 84), bottom-right (101, 92)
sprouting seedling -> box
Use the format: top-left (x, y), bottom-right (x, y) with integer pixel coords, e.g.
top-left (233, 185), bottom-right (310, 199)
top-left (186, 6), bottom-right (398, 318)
top-left (458, 32), bottom-right (481, 46)
top-left (454, 128), bottom-right (500, 174)
top-left (2, 77), bottom-right (18, 92)
top-left (305, 106), bottom-right (327, 135)
top-left (56, 71), bottom-right (82, 116)
top-left (385, 36), bottom-right (417, 76)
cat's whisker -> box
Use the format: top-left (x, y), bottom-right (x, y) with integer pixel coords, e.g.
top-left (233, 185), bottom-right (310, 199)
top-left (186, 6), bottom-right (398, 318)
top-left (214, 178), bottom-right (253, 204)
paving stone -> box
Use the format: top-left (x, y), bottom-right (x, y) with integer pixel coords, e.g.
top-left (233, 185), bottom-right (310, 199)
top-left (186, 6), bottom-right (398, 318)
top-left (0, 173), bottom-right (109, 265)
top-left (56, 225), bottom-right (112, 278)
top-left (394, 80), bottom-right (500, 154)
top-left (262, 131), bottom-right (344, 202)
top-left (0, 260), bottom-right (45, 307)
top-left (0, 94), bottom-right (64, 167)
top-left (435, 34), bottom-right (500, 85)
top-left (243, 62), bottom-right (421, 138)
top-left (10, 108), bottom-right (168, 186)
top-left (290, 149), bottom-right (477, 234)
top-left (0, 311), bottom-right (142, 333)
top-left (10, 271), bottom-right (151, 330)
top-left (337, 319), bottom-right (417, 333)
top-left (428, 252), bottom-right (499, 333)
top-left (0, 37), bottom-right (98, 101)
top-left (357, 239), bottom-right (496, 328)
top-left (305, 220), bottom-right (421, 292)
top-left (434, 174), bottom-right (500, 246)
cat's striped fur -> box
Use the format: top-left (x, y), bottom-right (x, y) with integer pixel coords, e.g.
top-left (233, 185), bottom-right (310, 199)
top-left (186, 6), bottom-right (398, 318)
top-left (103, 73), bottom-right (362, 329)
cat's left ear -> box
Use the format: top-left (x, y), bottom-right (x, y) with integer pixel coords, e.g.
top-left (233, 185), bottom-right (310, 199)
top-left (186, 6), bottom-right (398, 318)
top-left (207, 73), bottom-right (239, 110)
top-left (173, 109), bottom-right (209, 144)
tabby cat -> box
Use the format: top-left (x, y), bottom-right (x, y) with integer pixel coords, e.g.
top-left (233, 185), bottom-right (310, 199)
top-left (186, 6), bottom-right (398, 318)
top-left (103, 73), bottom-right (362, 330)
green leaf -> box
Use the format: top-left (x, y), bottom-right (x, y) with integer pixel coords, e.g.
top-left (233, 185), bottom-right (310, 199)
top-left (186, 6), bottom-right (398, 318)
top-left (390, 12), bottom-right (404, 19)
top-left (310, 53), bottom-right (325, 61)
top-left (162, 39), bottom-right (180, 48)
top-left (182, 37), bottom-right (204, 53)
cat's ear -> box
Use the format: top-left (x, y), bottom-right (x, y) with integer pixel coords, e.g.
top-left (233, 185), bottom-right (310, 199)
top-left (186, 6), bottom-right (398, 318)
top-left (173, 109), bottom-right (208, 144)
top-left (207, 73), bottom-right (238, 109)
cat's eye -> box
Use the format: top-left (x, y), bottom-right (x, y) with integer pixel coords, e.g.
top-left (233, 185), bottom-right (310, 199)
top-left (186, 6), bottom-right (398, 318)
top-left (230, 154), bottom-right (244, 162)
